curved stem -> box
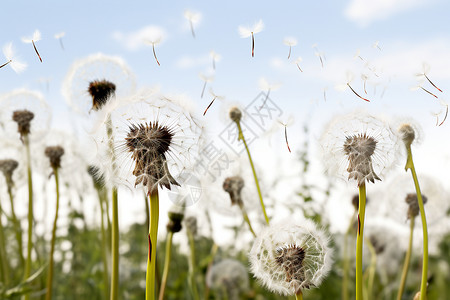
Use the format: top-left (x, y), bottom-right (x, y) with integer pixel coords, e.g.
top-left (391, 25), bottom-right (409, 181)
top-left (397, 217), bottom-right (415, 300)
top-left (158, 231), bottom-right (173, 300)
top-left (342, 211), bottom-right (356, 300)
top-left (45, 167), bottom-right (60, 300)
top-left (405, 147), bottom-right (428, 300)
top-left (110, 187), bottom-right (119, 300)
top-left (7, 182), bottom-right (25, 268)
top-left (146, 190), bottom-right (159, 300)
top-left (365, 237), bottom-right (377, 300)
top-left (356, 183), bottom-right (367, 300)
top-left (24, 134), bottom-right (34, 300)
top-left (236, 121), bottom-right (269, 224)
top-left (239, 204), bottom-right (256, 237)
top-left (187, 228), bottom-right (200, 300)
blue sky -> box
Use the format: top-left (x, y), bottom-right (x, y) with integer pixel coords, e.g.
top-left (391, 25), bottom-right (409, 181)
top-left (1, 0), bottom-right (450, 234)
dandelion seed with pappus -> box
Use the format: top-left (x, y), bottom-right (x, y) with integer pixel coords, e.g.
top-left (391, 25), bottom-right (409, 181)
top-left (249, 219), bottom-right (332, 299)
top-left (1, 42), bottom-right (27, 73)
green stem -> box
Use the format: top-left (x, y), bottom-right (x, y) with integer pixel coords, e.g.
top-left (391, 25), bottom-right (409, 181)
top-left (0, 198), bottom-right (10, 286)
top-left (342, 211), bottom-right (356, 300)
top-left (239, 204), bottom-right (256, 237)
top-left (356, 182), bottom-right (367, 300)
top-left (97, 187), bottom-right (110, 299)
top-left (295, 290), bottom-right (303, 300)
top-left (365, 237), bottom-right (377, 300)
top-left (23, 134), bottom-right (34, 300)
top-left (204, 243), bottom-right (219, 300)
top-left (405, 147), bottom-right (428, 300)
top-left (45, 168), bottom-right (60, 300)
top-left (236, 121), bottom-right (269, 224)
top-left (146, 190), bottom-right (159, 300)
top-left (7, 181), bottom-right (25, 269)
top-left (187, 228), bottom-right (200, 300)
top-left (397, 217), bottom-right (415, 300)
top-left (158, 231), bottom-right (173, 300)
top-left (110, 187), bottom-right (119, 300)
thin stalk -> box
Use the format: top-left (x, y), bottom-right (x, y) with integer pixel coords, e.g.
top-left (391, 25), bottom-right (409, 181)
top-left (45, 167), bottom-right (60, 300)
top-left (203, 243), bottom-right (219, 300)
top-left (146, 189), bottom-right (159, 300)
top-left (187, 228), bottom-right (200, 300)
top-left (97, 187), bottom-right (110, 299)
top-left (295, 290), bottom-right (303, 300)
top-left (0, 199), bottom-right (10, 286)
top-left (239, 204), bottom-right (256, 237)
top-left (356, 182), bottom-right (367, 300)
top-left (405, 147), bottom-right (428, 300)
top-left (342, 211), bottom-right (357, 300)
top-left (236, 121), bottom-right (269, 224)
top-left (397, 217), bottom-right (415, 300)
top-left (23, 134), bottom-right (34, 300)
top-left (365, 237), bottom-right (377, 300)
top-left (110, 187), bottom-right (119, 300)
top-left (158, 231), bottom-right (173, 300)
top-left (7, 181), bottom-right (25, 268)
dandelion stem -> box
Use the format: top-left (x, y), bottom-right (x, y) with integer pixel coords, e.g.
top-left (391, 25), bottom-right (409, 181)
top-left (158, 231), bottom-right (173, 300)
top-left (239, 205), bottom-right (256, 237)
top-left (146, 189), bottom-right (159, 300)
top-left (405, 147), bottom-right (428, 300)
top-left (342, 211), bottom-right (356, 300)
top-left (251, 33), bottom-right (255, 57)
top-left (365, 237), bottom-right (377, 300)
top-left (356, 182), bottom-right (367, 300)
top-left (236, 121), bottom-right (269, 224)
top-left (397, 217), bottom-right (415, 300)
top-left (96, 187), bottom-right (110, 299)
top-left (110, 187), bottom-right (119, 300)
top-left (203, 243), bottom-right (219, 300)
top-left (45, 167), bottom-right (60, 300)
top-left (187, 227), bottom-right (200, 300)
top-left (295, 290), bottom-right (303, 300)
top-left (7, 179), bottom-right (25, 268)
top-left (0, 60), bottom-right (11, 69)
top-left (152, 44), bottom-right (160, 66)
top-left (0, 197), bottom-right (10, 286)
top-left (24, 133), bottom-right (34, 300)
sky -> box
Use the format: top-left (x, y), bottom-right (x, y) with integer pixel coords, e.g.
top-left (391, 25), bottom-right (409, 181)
top-left (1, 0), bottom-right (450, 243)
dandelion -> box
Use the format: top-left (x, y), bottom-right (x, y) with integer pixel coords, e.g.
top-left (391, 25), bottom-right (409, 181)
top-left (1, 42), bottom-right (27, 73)
top-left (44, 145), bottom-right (64, 300)
top-left (203, 88), bottom-right (224, 116)
top-left (415, 63), bottom-right (443, 93)
top-left (238, 19), bottom-right (264, 57)
top-left (184, 9), bottom-right (201, 38)
top-left (21, 29), bottom-right (43, 62)
top-left (199, 71), bottom-right (214, 98)
top-left (354, 49), bottom-right (365, 61)
top-left (284, 37), bottom-right (297, 59)
top-left (312, 44), bottom-right (325, 68)
top-left (206, 259), bottom-right (250, 300)
top-left (293, 57), bottom-right (303, 72)
top-left (258, 77), bottom-right (281, 110)
top-left (209, 50), bottom-right (221, 70)
top-left (62, 53), bottom-right (136, 116)
top-left (336, 72), bottom-right (370, 102)
top-left (54, 32), bottom-right (65, 50)
top-left (411, 81), bottom-right (439, 99)
top-left (372, 41), bottom-right (381, 51)
top-left (321, 111), bottom-right (399, 300)
top-left (249, 219), bottom-right (332, 299)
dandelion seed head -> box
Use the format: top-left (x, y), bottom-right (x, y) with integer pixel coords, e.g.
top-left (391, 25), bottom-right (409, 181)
top-left (229, 106), bottom-right (242, 123)
top-left (223, 176), bottom-right (245, 206)
top-left (88, 80), bottom-right (117, 111)
top-left (397, 120), bottom-right (423, 149)
top-left (206, 259), bottom-right (249, 300)
top-left (167, 205), bottom-right (185, 233)
top-left (405, 193), bottom-right (428, 220)
top-left (44, 146), bottom-right (65, 169)
top-left (0, 159), bottom-right (19, 183)
top-left (249, 219), bottom-right (332, 296)
top-left (87, 165), bottom-right (105, 190)
top-left (12, 109), bottom-right (34, 138)
top-left (320, 111), bottom-right (399, 186)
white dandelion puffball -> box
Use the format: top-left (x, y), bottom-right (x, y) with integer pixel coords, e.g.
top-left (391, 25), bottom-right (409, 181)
top-left (249, 219), bottom-right (333, 296)
top-left (320, 110), bottom-right (400, 186)
top-left (62, 53), bottom-right (136, 116)
top-left (0, 88), bottom-right (51, 142)
top-left (206, 259), bottom-right (249, 300)
top-left (91, 88), bottom-right (205, 194)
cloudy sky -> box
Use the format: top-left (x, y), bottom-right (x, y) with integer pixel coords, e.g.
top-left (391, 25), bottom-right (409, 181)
top-left (1, 0), bottom-right (449, 235)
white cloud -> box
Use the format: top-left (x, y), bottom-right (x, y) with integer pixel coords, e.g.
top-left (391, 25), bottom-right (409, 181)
top-left (345, 0), bottom-right (428, 26)
top-left (175, 54), bottom-right (210, 69)
top-left (112, 25), bottom-right (167, 51)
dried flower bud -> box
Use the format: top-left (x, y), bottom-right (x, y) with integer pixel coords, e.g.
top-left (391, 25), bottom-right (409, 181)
top-left (223, 176), bottom-right (245, 207)
top-left (369, 235), bottom-right (386, 255)
top-left (405, 193), bottom-right (428, 220)
top-left (12, 109), bottom-right (34, 138)
top-left (88, 80), bottom-right (116, 111)
top-left (229, 106), bottom-right (242, 123)
top-left (0, 159), bottom-right (18, 184)
top-left (167, 209), bottom-right (184, 233)
top-left (398, 123), bottom-right (415, 148)
top-left (44, 146), bottom-right (65, 169)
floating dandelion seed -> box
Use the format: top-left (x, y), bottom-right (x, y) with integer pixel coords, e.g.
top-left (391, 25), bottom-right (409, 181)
top-left (411, 82), bottom-right (438, 99)
top-left (238, 19), bottom-right (264, 57)
top-left (372, 41), bottom-right (381, 51)
top-left (336, 72), bottom-right (370, 102)
top-left (203, 88), bottom-right (224, 116)
top-left (354, 49), bottom-right (365, 61)
top-left (249, 219), bottom-right (332, 296)
top-left (144, 38), bottom-right (162, 66)
top-left (258, 77), bottom-right (281, 110)
top-left (22, 30), bottom-right (43, 62)
top-left (293, 57), bottom-right (303, 72)
top-left (361, 74), bottom-right (369, 94)
top-left (415, 63), bottom-right (443, 93)
top-left (54, 32), bottom-right (65, 50)
top-left (184, 9), bottom-right (201, 38)
top-left (283, 37), bottom-right (297, 59)
top-left (438, 104), bottom-right (448, 126)
top-left (199, 72), bottom-right (214, 98)
top-left (278, 116), bottom-right (294, 153)
top-left (312, 44), bottom-right (325, 68)
top-left (209, 50), bottom-right (221, 70)
top-left (1, 42), bottom-right (27, 73)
